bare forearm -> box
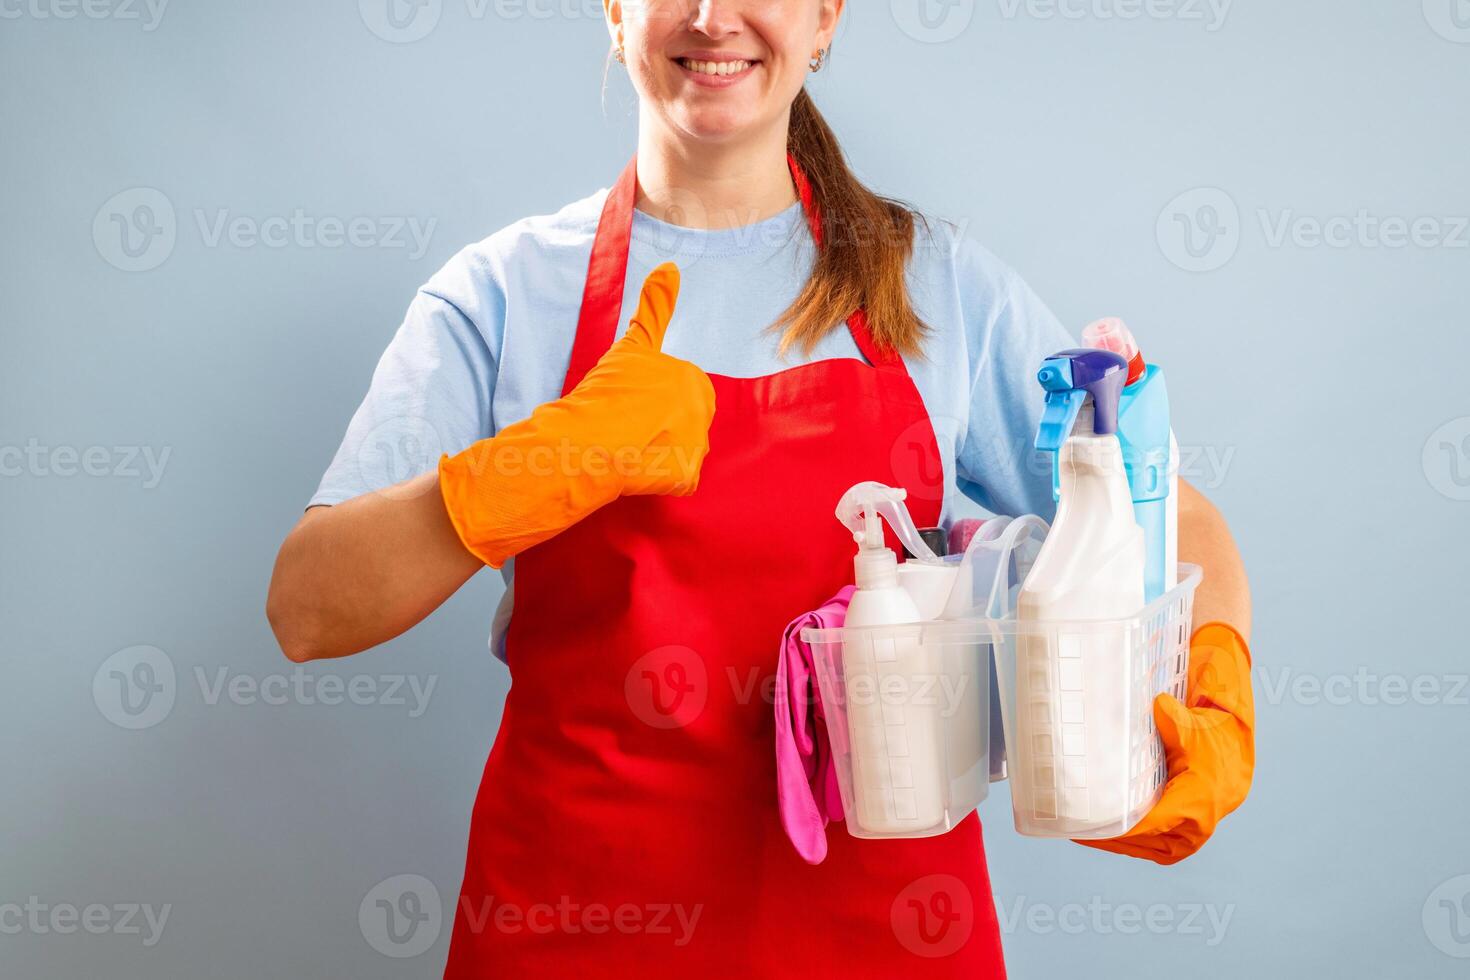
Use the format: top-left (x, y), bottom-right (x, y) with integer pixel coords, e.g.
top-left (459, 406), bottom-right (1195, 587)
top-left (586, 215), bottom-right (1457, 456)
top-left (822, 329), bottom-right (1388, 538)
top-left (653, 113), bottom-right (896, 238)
top-left (266, 471), bottom-right (483, 662)
top-left (1177, 480), bottom-right (1251, 639)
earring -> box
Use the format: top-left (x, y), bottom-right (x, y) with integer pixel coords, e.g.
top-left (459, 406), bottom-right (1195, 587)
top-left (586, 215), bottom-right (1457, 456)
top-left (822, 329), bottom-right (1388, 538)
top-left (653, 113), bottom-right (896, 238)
top-left (614, 45), bottom-right (626, 65)
top-left (809, 47), bottom-right (828, 72)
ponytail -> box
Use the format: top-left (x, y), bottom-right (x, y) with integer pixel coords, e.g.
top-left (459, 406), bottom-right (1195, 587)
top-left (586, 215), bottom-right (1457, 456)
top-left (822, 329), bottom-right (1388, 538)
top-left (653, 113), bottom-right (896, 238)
top-left (778, 89), bottom-right (929, 358)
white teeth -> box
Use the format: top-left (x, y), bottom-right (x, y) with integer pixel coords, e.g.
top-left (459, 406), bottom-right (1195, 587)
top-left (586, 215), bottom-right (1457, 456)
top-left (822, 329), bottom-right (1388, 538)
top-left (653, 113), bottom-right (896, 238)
top-left (680, 59), bottom-right (753, 77)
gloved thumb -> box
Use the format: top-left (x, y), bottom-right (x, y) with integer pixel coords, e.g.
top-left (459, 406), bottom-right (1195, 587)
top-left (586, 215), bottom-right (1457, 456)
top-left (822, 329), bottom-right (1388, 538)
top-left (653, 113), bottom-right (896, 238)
top-left (1152, 693), bottom-right (1195, 775)
top-left (623, 262), bottom-right (682, 351)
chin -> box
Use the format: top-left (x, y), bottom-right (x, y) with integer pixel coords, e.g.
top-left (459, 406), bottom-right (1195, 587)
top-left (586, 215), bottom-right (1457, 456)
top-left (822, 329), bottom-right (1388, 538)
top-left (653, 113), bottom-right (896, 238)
top-left (672, 106), bottom-right (762, 143)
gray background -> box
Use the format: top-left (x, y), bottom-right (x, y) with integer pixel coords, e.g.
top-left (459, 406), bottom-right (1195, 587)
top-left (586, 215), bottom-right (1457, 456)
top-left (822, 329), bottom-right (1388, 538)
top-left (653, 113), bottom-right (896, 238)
top-left (4, 1), bottom-right (1469, 977)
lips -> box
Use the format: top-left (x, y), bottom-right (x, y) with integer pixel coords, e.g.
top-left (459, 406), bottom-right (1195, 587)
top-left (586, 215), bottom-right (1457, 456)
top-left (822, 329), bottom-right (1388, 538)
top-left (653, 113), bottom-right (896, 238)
top-left (676, 57), bottom-right (756, 77)
top-left (672, 52), bottom-right (762, 88)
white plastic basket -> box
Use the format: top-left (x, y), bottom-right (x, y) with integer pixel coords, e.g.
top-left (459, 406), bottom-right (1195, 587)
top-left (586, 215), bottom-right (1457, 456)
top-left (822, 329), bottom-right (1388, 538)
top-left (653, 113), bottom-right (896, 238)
top-left (805, 622), bottom-right (991, 839)
top-left (801, 564), bottom-right (1200, 841)
top-left (993, 564), bottom-right (1200, 839)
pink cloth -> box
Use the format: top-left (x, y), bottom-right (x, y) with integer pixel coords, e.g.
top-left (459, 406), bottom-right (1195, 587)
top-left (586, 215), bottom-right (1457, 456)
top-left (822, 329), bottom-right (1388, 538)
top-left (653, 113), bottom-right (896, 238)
top-left (774, 587), bottom-right (854, 865)
top-left (948, 518), bottom-right (988, 557)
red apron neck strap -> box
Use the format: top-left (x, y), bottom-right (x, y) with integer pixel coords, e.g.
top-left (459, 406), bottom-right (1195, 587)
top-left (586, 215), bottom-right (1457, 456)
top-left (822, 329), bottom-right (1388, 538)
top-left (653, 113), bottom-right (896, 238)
top-left (561, 154), bottom-right (900, 396)
top-left (562, 156), bottom-right (640, 397)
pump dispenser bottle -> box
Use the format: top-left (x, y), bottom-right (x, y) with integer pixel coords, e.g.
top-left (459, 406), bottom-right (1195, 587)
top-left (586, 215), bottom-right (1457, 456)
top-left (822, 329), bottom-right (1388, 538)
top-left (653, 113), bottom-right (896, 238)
top-left (834, 483), bottom-right (945, 833)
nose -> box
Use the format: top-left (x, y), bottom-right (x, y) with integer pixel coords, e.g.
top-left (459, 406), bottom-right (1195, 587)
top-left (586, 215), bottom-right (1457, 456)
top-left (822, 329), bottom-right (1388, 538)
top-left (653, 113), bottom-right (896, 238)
top-left (689, 0), bottom-right (742, 39)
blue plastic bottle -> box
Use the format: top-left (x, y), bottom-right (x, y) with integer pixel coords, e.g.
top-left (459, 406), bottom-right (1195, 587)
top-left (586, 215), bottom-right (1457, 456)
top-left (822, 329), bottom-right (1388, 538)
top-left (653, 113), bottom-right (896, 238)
top-left (1045, 319), bottom-right (1177, 602)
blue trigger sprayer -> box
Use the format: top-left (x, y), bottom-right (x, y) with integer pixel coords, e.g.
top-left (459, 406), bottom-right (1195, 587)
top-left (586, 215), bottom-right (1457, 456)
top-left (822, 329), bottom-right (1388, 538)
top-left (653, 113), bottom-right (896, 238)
top-left (1035, 349), bottom-right (1129, 452)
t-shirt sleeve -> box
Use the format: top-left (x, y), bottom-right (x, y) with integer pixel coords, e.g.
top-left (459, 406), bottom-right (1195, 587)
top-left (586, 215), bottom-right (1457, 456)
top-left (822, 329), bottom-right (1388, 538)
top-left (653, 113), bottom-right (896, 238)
top-left (308, 285), bottom-right (500, 508)
top-left (953, 239), bottom-right (1078, 520)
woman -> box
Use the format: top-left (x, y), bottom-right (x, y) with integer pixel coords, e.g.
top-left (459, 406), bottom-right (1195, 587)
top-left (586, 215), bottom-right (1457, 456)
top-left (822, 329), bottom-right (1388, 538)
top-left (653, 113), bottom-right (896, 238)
top-left (268, 1), bottom-right (1254, 975)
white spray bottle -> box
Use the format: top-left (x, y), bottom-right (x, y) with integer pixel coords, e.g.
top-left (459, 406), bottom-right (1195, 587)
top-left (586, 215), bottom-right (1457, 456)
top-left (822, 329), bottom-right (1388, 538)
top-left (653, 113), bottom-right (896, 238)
top-left (1014, 349), bottom-right (1146, 835)
top-left (835, 483), bottom-right (946, 833)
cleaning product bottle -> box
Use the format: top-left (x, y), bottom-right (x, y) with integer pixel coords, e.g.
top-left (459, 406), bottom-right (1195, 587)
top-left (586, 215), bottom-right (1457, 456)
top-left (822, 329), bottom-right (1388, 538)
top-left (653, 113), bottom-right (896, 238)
top-left (899, 529), bottom-right (963, 622)
top-left (834, 483), bottom-right (946, 834)
top-left (1014, 349), bottom-right (1146, 835)
top-left (1080, 317), bottom-right (1179, 600)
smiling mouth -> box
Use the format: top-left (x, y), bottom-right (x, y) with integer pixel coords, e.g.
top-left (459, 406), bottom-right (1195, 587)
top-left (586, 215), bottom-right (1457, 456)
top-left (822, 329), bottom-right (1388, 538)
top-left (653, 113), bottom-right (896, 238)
top-left (675, 57), bottom-right (759, 78)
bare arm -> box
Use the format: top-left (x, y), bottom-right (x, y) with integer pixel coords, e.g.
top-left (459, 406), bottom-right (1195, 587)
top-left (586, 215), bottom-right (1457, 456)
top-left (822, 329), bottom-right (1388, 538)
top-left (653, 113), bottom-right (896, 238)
top-left (1177, 479), bottom-right (1251, 639)
top-left (266, 472), bottom-right (483, 663)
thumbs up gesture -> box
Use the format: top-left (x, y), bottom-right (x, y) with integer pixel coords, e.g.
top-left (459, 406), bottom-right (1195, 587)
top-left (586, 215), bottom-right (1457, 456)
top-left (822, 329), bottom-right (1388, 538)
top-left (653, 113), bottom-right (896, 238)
top-left (571, 262), bottom-right (717, 496)
top-left (438, 264), bottom-right (717, 567)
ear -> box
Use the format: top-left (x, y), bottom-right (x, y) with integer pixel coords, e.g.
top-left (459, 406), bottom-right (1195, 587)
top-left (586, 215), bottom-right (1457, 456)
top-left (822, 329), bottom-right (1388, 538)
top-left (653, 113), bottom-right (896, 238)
top-left (817, 0), bottom-right (845, 49)
top-left (604, 0), bottom-right (623, 53)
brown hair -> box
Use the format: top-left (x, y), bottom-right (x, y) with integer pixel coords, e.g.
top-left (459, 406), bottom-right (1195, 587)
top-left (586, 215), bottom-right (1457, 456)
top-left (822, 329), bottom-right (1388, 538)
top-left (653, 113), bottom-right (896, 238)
top-left (779, 89), bottom-right (929, 358)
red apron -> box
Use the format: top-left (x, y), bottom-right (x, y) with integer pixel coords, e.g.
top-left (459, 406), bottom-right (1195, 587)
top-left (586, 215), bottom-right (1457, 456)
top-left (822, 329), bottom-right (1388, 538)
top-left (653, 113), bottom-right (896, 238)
top-left (443, 158), bottom-right (1007, 978)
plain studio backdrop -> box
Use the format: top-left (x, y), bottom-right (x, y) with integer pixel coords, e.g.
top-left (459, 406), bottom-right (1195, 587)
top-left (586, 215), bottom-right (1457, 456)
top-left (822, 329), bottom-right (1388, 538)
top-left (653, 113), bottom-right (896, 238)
top-left (3, 2), bottom-right (1468, 977)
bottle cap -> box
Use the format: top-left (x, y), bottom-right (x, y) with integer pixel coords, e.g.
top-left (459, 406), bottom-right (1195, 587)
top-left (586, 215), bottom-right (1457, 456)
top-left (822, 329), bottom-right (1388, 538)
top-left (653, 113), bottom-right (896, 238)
top-left (904, 528), bottom-right (949, 560)
top-left (1082, 317), bottom-right (1147, 387)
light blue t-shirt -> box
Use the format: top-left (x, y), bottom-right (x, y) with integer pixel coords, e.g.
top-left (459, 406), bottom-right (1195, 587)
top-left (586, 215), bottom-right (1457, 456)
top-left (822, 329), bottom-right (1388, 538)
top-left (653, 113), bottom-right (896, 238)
top-left (311, 186), bottom-right (1075, 654)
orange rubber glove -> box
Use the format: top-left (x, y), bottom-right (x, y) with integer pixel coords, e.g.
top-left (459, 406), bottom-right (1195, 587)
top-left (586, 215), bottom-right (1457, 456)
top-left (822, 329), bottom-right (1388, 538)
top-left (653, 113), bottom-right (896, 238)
top-left (438, 263), bottom-right (715, 568)
top-left (1078, 622), bottom-right (1255, 865)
